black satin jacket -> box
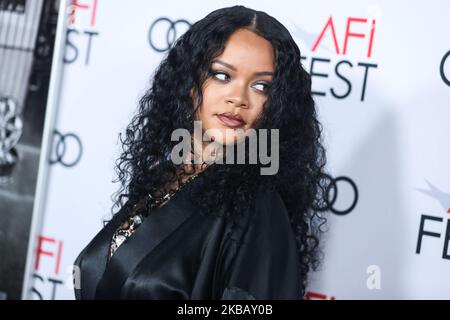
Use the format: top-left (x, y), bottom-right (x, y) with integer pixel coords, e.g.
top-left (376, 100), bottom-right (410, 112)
top-left (73, 178), bottom-right (302, 300)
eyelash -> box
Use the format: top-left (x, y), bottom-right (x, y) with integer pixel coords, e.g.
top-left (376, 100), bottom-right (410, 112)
top-left (209, 70), bottom-right (271, 93)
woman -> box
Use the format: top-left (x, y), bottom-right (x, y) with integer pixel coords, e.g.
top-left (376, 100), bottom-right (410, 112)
top-left (73, 5), bottom-right (329, 300)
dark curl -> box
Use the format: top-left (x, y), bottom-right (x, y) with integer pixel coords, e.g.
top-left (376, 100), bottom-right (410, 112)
top-left (110, 5), bottom-right (330, 298)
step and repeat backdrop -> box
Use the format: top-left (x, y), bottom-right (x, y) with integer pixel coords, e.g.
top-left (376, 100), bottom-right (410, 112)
top-left (26, 0), bottom-right (450, 299)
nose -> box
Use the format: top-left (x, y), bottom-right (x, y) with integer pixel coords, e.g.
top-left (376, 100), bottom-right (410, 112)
top-left (226, 83), bottom-right (249, 108)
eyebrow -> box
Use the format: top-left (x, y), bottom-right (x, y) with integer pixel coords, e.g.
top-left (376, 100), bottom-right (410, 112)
top-left (212, 60), bottom-right (274, 77)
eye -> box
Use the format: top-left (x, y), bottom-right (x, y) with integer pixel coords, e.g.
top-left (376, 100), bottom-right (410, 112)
top-left (210, 70), bottom-right (230, 82)
top-left (252, 82), bottom-right (270, 93)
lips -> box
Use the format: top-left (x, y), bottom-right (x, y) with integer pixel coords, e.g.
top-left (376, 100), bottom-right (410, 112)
top-left (217, 112), bottom-right (246, 128)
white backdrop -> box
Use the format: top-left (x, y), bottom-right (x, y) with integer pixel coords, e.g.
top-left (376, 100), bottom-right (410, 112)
top-left (25, 0), bottom-right (450, 299)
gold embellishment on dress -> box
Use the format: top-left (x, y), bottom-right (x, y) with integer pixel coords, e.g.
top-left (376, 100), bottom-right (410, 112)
top-left (108, 169), bottom-right (205, 260)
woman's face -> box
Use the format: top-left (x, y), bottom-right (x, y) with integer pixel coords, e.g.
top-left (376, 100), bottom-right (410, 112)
top-left (193, 28), bottom-right (275, 146)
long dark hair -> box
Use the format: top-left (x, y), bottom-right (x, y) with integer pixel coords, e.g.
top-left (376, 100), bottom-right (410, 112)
top-left (111, 5), bottom-right (330, 297)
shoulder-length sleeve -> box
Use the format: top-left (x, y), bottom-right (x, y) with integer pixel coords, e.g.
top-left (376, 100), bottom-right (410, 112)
top-left (219, 190), bottom-right (303, 300)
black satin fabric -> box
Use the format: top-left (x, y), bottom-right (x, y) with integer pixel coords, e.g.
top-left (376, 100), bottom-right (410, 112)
top-left (73, 178), bottom-right (302, 300)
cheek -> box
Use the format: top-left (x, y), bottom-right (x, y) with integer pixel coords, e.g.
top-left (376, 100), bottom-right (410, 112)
top-left (196, 83), bottom-right (267, 129)
top-left (196, 87), bottom-right (223, 125)
top-left (201, 84), bottom-right (222, 114)
top-left (195, 97), bottom-right (220, 129)
top-left (246, 98), bottom-right (267, 126)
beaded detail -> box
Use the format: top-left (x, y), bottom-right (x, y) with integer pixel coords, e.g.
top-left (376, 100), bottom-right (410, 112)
top-left (108, 171), bottom-right (203, 260)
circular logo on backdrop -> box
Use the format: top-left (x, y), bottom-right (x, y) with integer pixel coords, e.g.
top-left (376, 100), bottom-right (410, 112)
top-left (440, 50), bottom-right (450, 86)
top-left (148, 17), bottom-right (191, 52)
top-left (316, 174), bottom-right (359, 215)
top-left (49, 130), bottom-right (83, 167)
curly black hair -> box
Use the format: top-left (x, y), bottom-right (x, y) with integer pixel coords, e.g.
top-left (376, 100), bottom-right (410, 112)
top-left (110, 5), bottom-right (330, 298)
